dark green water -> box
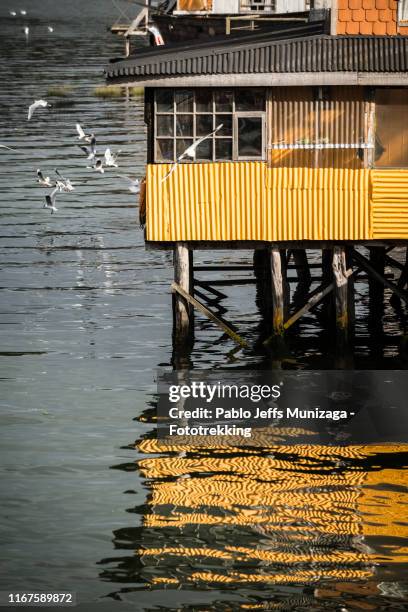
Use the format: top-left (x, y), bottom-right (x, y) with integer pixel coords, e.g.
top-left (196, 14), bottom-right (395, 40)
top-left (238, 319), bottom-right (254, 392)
top-left (1, 1), bottom-right (408, 610)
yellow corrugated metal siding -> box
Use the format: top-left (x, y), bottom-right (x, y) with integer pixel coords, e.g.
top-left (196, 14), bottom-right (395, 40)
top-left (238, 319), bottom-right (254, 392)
top-left (371, 170), bottom-right (408, 239)
top-left (146, 163), bottom-right (371, 242)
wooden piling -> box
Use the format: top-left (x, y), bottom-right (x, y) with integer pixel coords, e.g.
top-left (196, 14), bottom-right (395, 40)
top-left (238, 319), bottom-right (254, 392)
top-left (332, 246), bottom-right (350, 348)
top-left (292, 249), bottom-right (311, 283)
top-left (173, 242), bottom-right (193, 342)
top-left (270, 247), bottom-right (287, 336)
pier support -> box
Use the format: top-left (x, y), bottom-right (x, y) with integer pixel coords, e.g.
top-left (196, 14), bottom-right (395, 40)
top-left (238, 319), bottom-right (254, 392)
top-left (332, 246), bottom-right (351, 353)
top-left (270, 247), bottom-right (288, 337)
top-left (173, 242), bottom-right (194, 344)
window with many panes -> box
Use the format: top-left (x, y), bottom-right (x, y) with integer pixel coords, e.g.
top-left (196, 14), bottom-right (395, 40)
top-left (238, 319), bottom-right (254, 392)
top-left (154, 88), bottom-right (266, 163)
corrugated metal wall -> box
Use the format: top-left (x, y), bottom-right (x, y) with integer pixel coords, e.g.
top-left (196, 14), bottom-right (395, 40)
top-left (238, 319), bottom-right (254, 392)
top-left (146, 163), bottom-right (371, 241)
top-left (371, 170), bottom-right (408, 239)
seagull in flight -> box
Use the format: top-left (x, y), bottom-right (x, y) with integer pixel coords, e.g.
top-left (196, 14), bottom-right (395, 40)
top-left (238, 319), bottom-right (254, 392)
top-left (117, 175), bottom-right (140, 194)
top-left (161, 124), bottom-right (223, 182)
top-left (78, 136), bottom-right (96, 160)
top-left (47, 26), bottom-right (54, 33)
top-left (55, 169), bottom-right (74, 192)
top-left (76, 123), bottom-right (94, 143)
top-left (28, 100), bottom-right (50, 121)
top-left (20, 10), bottom-right (27, 16)
top-left (37, 169), bottom-right (53, 187)
top-left (87, 159), bottom-right (104, 174)
top-left (104, 148), bottom-right (120, 168)
top-left (23, 26), bottom-right (29, 38)
top-left (10, 11), bottom-right (17, 16)
top-left (43, 187), bottom-right (58, 214)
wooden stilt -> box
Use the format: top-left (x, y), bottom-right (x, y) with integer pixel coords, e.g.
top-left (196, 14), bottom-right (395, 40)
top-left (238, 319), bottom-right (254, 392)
top-left (270, 247), bottom-right (286, 336)
top-left (397, 247), bottom-right (408, 291)
top-left (173, 242), bottom-right (193, 342)
top-left (332, 246), bottom-right (349, 348)
top-left (353, 249), bottom-right (408, 304)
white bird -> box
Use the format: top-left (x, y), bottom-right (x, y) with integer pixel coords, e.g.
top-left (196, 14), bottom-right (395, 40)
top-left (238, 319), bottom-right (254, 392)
top-left (23, 26), bottom-right (29, 37)
top-left (75, 123), bottom-right (93, 142)
top-left (104, 148), bottom-right (121, 168)
top-left (91, 159), bottom-right (104, 174)
top-left (37, 169), bottom-right (53, 187)
top-left (47, 26), bottom-right (54, 33)
top-left (55, 169), bottom-right (74, 192)
top-left (117, 175), bottom-right (140, 194)
top-left (10, 11), bottom-right (17, 17)
top-left (20, 10), bottom-right (27, 16)
top-left (78, 136), bottom-right (96, 160)
top-left (161, 124), bottom-right (223, 182)
top-left (28, 99), bottom-right (50, 121)
top-left (43, 187), bottom-right (58, 214)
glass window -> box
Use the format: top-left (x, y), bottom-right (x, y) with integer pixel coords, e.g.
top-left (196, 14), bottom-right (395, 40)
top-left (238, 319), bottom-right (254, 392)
top-left (175, 115), bottom-right (193, 137)
top-left (197, 114), bottom-right (213, 136)
top-left (375, 89), bottom-right (408, 168)
top-left (156, 139), bottom-right (174, 161)
top-left (156, 90), bottom-right (173, 113)
top-left (154, 88), bottom-right (265, 163)
top-left (216, 115), bottom-right (232, 136)
top-left (216, 139), bottom-right (233, 160)
top-left (175, 90), bottom-right (193, 113)
top-left (196, 90), bottom-right (213, 113)
top-left (156, 115), bottom-right (174, 137)
top-left (215, 90), bottom-right (233, 112)
top-left (195, 139), bottom-right (213, 161)
top-left (237, 117), bottom-right (263, 158)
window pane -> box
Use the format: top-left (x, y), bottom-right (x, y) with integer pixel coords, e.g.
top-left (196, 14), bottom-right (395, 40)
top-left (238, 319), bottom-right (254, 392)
top-left (216, 139), bottom-right (232, 160)
top-left (175, 90), bottom-right (193, 112)
top-left (156, 90), bottom-right (173, 113)
top-left (156, 139), bottom-right (174, 161)
top-left (375, 89), bottom-right (408, 168)
top-left (176, 114), bottom-right (193, 137)
top-left (235, 89), bottom-right (265, 111)
top-left (176, 138), bottom-right (194, 158)
top-left (196, 90), bottom-right (213, 113)
top-left (237, 117), bottom-right (263, 158)
top-left (197, 114), bottom-right (213, 136)
top-left (215, 90), bottom-right (233, 112)
top-left (215, 115), bottom-right (232, 136)
top-left (156, 115), bottom-right (174, 137)
top-left (195, 139), bottom-right (212, 161)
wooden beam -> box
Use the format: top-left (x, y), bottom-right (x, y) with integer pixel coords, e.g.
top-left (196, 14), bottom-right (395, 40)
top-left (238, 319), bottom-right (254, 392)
top-left (332, 246), bottom-right (350, 344)
top-left (281, 267), bottom-right (358, 332)
top-left (270, 247), bottom-right (285, 336)
top-left (173, 243), bottom-right (193, 338)
top-left (171, 282), bottom-right (249, 349)
top-left (353, 249), bottom-right (408, 304)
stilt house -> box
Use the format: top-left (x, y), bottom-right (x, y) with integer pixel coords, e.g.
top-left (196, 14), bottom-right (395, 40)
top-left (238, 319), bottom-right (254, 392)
top-left (106, 0), bottom-right (408, 340)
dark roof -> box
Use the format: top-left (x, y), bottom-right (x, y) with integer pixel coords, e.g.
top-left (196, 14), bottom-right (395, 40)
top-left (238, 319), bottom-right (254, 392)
top-left (106, 28), bottom-right (408, 82)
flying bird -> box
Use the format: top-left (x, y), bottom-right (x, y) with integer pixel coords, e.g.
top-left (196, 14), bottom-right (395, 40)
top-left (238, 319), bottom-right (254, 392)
top-left (23, 26), bottom-right (29, 37)
top-left (47, 26), bottom-right (54, 33)
top-left (76, 123), bottom-right (93, 143)
top-left (20, 10), bottom-right (27, 16)
top-left (28, 100), bottom-right (50, 121)
top-left (117, 175), bottom-right (140, 194)
top-left (104, 148), bottom-right (120, 168)
top-left (78, 136), bottom-right (96, 160)
top-left (43, 187), bottom-right (58, 214)
top-left (162, 124), bottom-right (223, 182)
top-left (10, 11), bottom-right (17, 16)
top-left (37, 169), bottom-right (53, 187)
top-left (91, 159), bottom-right (104, 174)
top-left (55, 169), bottom-right (74, 192)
